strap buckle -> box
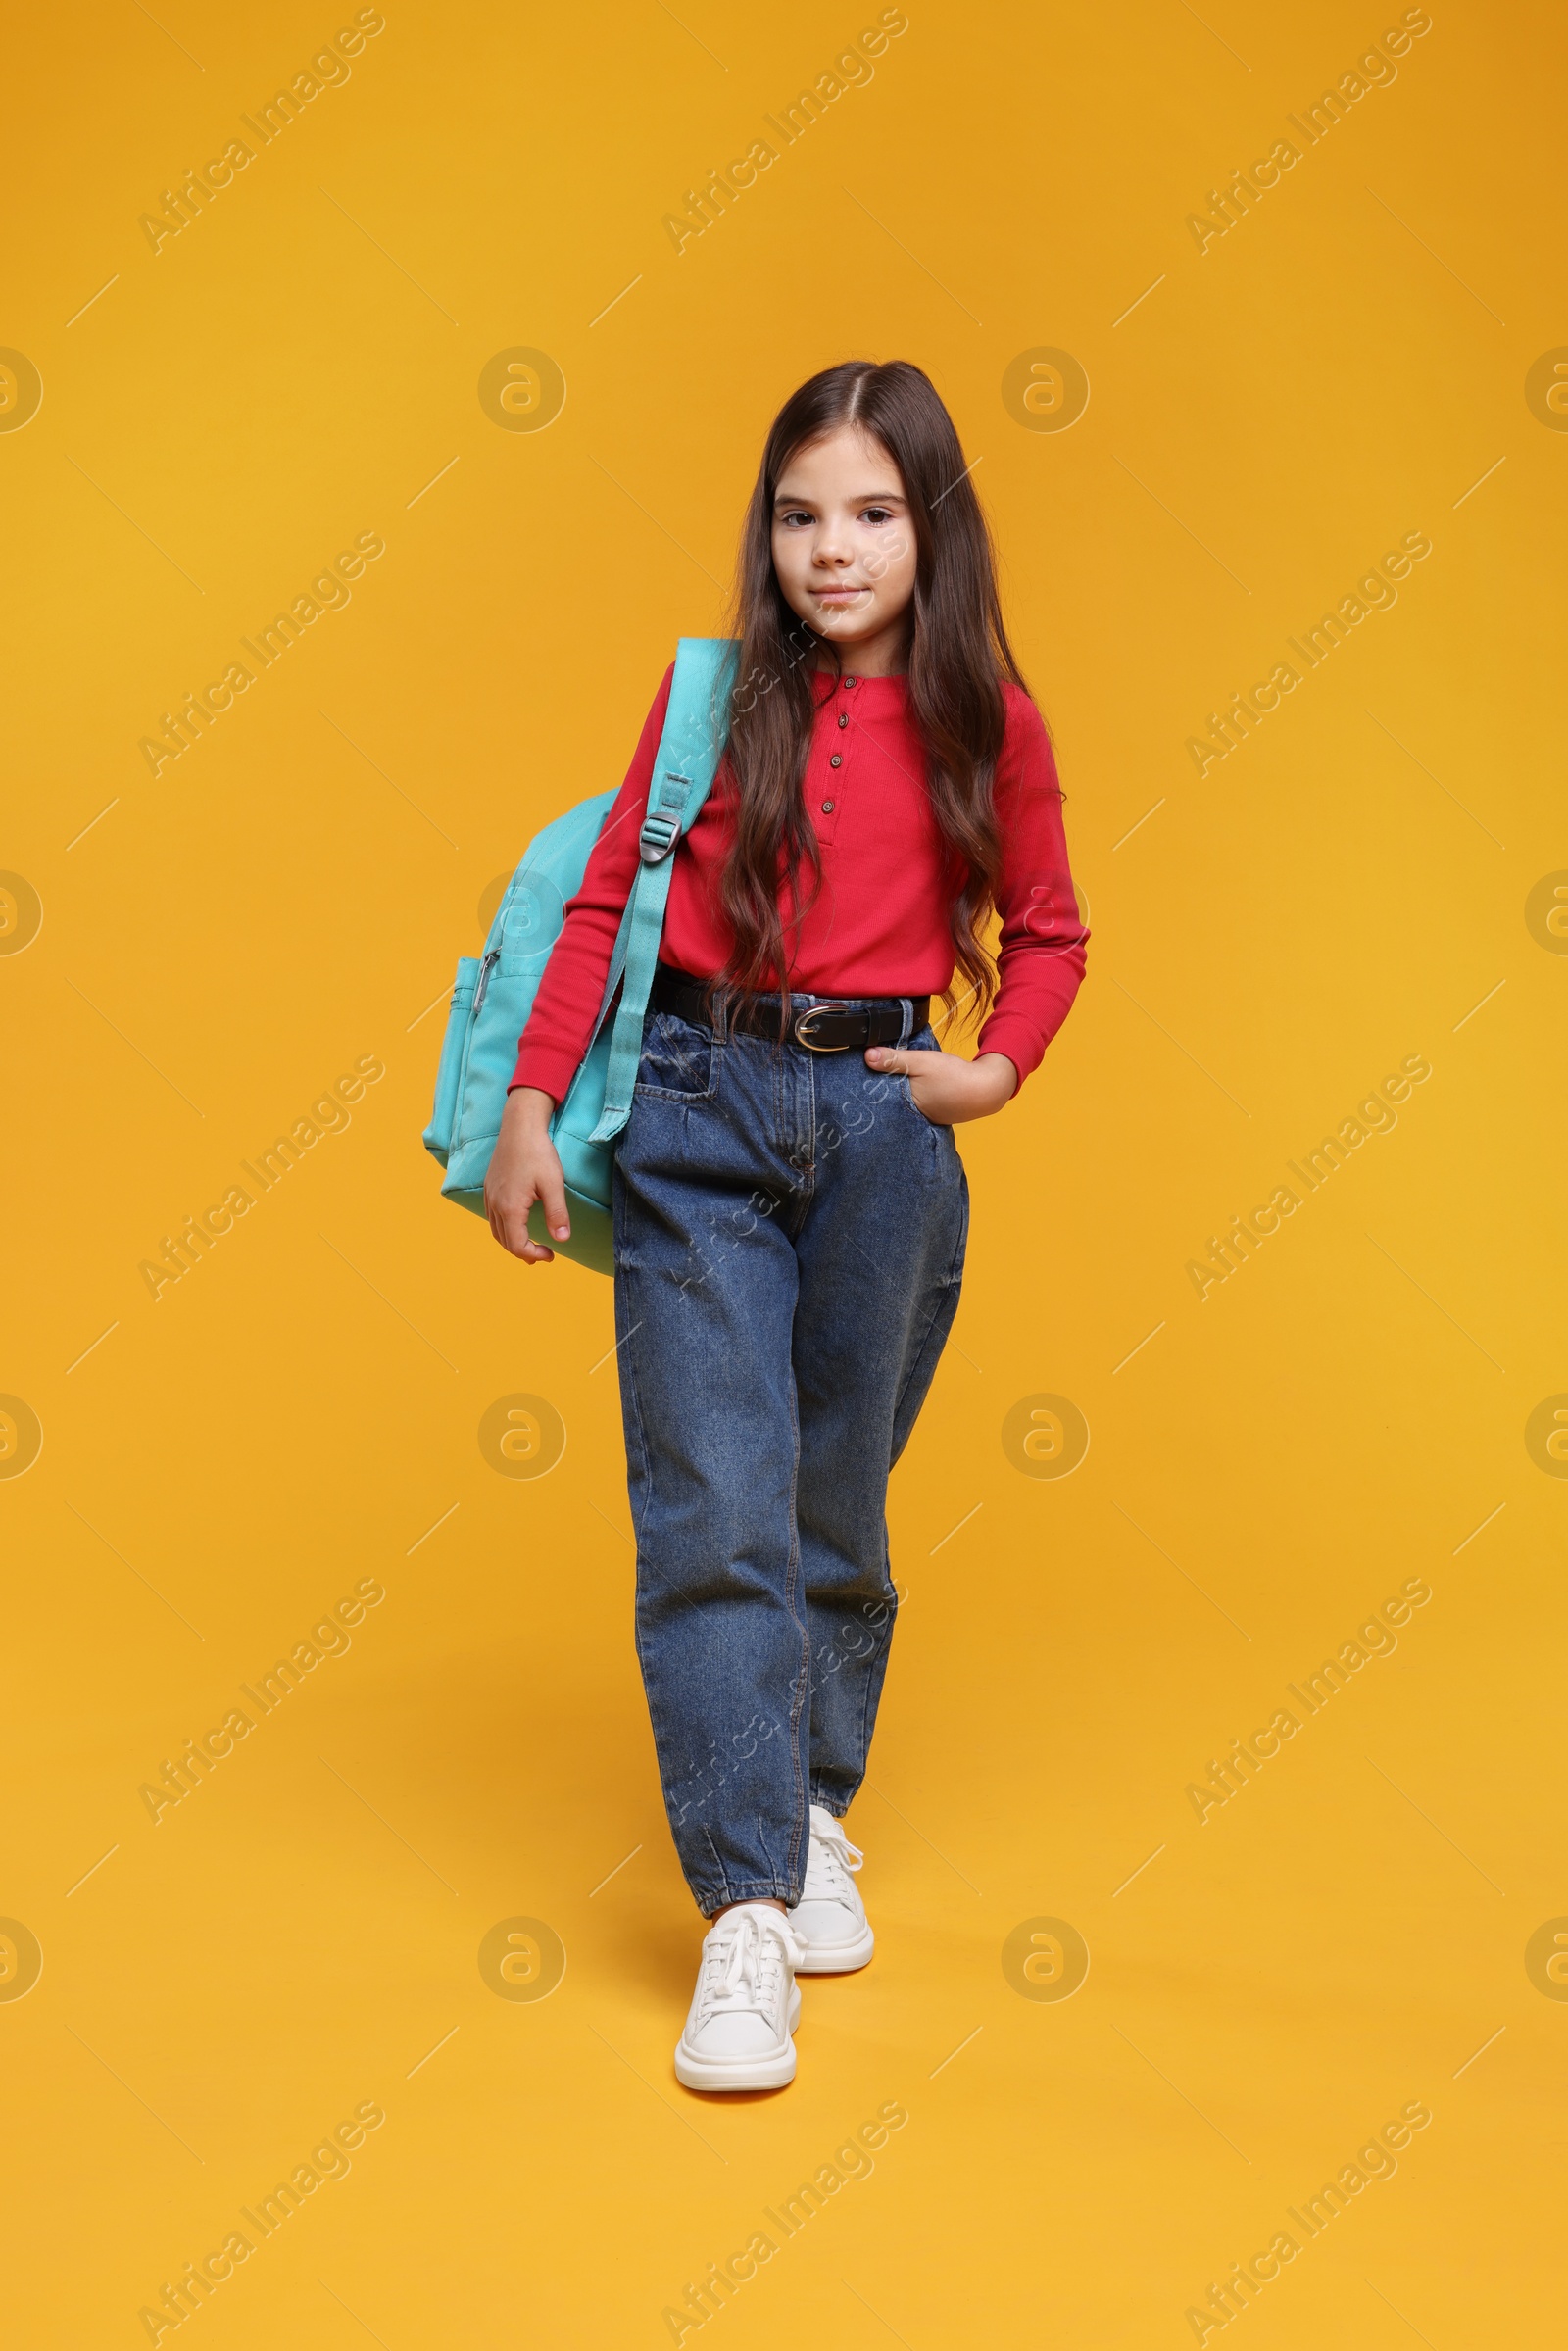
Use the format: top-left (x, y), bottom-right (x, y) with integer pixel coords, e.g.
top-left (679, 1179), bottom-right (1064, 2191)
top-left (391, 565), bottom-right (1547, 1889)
top-left (639, 772), bottom-right (691, 863)
top-left (792, 1003), bottom-right (850, 1053)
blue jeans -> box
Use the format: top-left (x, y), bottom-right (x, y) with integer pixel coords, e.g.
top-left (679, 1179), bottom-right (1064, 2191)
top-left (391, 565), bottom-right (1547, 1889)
top-left (612, 977), bottom-right (969, 1916)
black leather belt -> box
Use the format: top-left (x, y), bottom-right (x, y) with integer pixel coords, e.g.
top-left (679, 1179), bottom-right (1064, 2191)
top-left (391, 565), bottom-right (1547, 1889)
top-left (652, 965), bottom-right (928, 1053)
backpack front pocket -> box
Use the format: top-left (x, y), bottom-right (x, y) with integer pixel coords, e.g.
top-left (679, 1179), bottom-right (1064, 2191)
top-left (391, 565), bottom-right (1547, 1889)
top-left (422, 958), bottom-right (479, 1160)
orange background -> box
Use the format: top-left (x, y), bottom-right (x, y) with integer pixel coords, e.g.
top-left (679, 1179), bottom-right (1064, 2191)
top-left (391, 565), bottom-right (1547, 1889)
top-left (3, 1), bottom-right (1565, 2342)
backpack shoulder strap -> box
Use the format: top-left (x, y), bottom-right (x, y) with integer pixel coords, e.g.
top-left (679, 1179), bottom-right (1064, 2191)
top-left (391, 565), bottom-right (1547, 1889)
top-left (585, 637), bottom-right (738, 1144)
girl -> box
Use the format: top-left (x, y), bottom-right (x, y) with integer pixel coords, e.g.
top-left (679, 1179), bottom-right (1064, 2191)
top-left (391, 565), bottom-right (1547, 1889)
top-left (484, 361), bottom-right (1087, 2091)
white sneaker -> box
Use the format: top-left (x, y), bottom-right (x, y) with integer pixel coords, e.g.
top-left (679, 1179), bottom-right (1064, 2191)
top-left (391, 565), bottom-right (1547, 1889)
top-left (789, 1804), bottom-right (875, 1974)
top-left (673, 1903), bottom-right (803, 2091)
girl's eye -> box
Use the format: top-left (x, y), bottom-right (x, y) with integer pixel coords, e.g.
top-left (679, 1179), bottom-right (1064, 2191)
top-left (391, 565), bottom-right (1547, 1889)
top-left (778, 509), bottom-right (813, 528)
top-left (861, 506), bottom-right (895, 525)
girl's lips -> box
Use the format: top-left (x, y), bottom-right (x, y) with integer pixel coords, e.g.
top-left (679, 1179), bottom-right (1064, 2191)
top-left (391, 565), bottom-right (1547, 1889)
top-left (813, 586), bottom-right (866, 602)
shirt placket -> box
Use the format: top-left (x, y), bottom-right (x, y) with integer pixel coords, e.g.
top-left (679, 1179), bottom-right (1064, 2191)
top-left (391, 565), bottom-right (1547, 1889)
top-left (812, 671), bottom-right (857, 846)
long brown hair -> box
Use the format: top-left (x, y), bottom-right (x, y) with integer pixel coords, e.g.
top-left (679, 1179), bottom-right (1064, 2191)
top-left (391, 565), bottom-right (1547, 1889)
top-left (714, 360), bottom-right (1031, 1022)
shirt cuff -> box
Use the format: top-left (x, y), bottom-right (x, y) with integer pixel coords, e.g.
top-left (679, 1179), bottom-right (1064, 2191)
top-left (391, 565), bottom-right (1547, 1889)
top-left (974, 1011), bottom-right (1046, 1091)
top-left (509, 1045), bottom-right (577, 1104)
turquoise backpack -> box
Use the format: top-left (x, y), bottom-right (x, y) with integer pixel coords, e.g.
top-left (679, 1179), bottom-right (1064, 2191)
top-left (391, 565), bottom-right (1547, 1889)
top-left (422, 638), bottom-right (737, 1274)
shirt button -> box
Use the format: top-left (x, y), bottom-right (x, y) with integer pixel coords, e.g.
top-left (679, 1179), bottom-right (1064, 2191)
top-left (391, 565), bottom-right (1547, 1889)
top-left (830, 753), bottom-right (842, 767)
top-left (821, 799), bottom-right (835, 812)
top-left (843, 676), bottom-right (857, 689)
top-left (837, 712), bottom-right (849, 728)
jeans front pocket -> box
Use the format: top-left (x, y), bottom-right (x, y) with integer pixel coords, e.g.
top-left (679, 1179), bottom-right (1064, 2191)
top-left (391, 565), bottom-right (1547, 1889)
top-left (898, 1027), bottom-right (953, 1129)
top-left (635, 1011), bottom-right (716, 1102)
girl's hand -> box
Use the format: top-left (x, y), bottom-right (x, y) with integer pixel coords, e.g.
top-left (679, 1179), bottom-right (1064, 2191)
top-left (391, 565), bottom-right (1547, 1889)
top-left (864, 1045), bottom-right (1018, 1124)
top-left (485, 1087), bottom-right (570, 1263)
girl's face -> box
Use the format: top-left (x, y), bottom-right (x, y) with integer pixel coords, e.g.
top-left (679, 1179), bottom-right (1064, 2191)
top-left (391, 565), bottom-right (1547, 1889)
top-left (770, 426), bottom-right (918, 674)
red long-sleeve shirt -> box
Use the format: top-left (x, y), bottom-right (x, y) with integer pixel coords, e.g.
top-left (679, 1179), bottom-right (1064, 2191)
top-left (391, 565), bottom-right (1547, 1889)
top-left (511, 664), bottom-right (1087, 1102)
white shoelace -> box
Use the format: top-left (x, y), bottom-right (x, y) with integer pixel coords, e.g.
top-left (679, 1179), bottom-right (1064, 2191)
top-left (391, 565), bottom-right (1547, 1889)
top-left (697, 1909), bottom-right (794, 2023)
top-left (807, 1817), bottom-right (864, 1897)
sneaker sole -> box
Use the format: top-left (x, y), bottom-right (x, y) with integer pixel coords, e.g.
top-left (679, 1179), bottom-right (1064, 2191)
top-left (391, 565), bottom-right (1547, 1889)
top-left (672, 1984), bottom-right (803, 2093)
top-left (673, 2039), bottom-right (797, 2091)
top-left (793, 1921), bottom-right (875, 1975)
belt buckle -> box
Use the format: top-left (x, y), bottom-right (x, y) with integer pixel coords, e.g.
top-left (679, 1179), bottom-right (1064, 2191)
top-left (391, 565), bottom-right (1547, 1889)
top-left (792, 1003), bottom-right (845, 1053)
